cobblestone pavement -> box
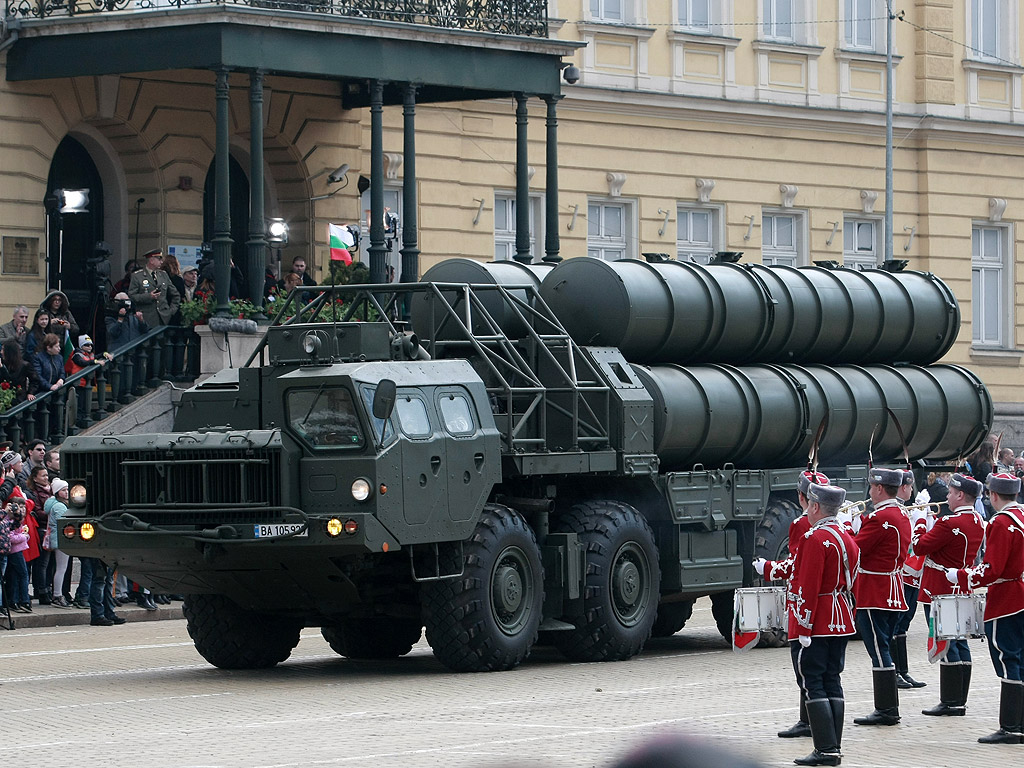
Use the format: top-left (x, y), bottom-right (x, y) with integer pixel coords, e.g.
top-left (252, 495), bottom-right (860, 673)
top-left (0, 600), bottom-right (1016, 768)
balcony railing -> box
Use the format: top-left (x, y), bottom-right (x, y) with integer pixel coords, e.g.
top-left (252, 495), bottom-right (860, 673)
top-left (0, 324), bottom-right (199, 451)
top-left (3, 0), bottom-right (549, 37)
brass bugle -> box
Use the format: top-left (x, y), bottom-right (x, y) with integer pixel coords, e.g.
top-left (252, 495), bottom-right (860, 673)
top-left (839, 499), bottom-right (870, 516)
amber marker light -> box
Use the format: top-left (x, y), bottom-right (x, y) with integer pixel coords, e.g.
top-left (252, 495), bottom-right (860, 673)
top-left (326, 518), bottom-right (344, 537)
top-left (62, 524), bottom-right (77, 539)
top-left (343, 519), bottom-right (358, 535)
top-left (379, 484), bottom-right (387, 495)
top-left (80, 523), bottom-right (96, 541)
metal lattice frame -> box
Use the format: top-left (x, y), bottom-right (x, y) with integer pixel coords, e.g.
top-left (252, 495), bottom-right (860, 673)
top-left (3, 0), bottom-right (549, 36)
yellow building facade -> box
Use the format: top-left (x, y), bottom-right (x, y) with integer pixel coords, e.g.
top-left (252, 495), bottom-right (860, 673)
top-left (1, 2), bottom-right (1022, 437)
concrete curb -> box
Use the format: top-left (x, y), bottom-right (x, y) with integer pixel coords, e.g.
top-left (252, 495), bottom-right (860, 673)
top-left (1, 602), bottom-right (183, 630)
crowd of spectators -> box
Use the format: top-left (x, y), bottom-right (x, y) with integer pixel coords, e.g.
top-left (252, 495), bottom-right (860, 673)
top-left (1, 439), bottom-right (170, 628)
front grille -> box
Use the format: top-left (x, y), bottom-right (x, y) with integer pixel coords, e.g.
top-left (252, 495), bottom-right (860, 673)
top-left (67, 446), bottom-right (283, 515)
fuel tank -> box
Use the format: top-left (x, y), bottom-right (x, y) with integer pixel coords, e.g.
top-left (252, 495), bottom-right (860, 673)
top-left (631, 363), bottom-right (991, 471)
top-left (539, 258), bottom-right (959, 365)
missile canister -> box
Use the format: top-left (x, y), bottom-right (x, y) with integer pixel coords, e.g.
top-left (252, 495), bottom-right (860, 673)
top-left (412, 258), bottom-right (553, 340)
top-left (632, 363), bottom-right (991, 471)
top-left (539, 258), bottom-right (959, 366)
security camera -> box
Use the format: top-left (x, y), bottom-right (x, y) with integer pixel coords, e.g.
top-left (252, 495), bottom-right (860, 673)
top-left (327, 163), bottom-right (350, 184)
top-left (562, 64), bottom-right (580, 85)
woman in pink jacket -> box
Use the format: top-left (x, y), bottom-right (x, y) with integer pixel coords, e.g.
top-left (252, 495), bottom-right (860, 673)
top-left (2, 495), bottom-right (32, 612)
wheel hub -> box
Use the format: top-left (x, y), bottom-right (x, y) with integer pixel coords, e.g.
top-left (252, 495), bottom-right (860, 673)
top-left (614, 560), bottom-right (641, 607)
top-left (493, 564), bottom-right (523, 614)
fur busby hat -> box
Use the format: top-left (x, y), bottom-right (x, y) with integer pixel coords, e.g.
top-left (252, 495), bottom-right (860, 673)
top-left (987, 471), bottom-right (1022, 498)
top-left (808, 483), bottom-right (847, 508)
top-left (949, 472), bottom-right (983, 499)
top-left (798, 470), bottom-right (830, 496)
top-left (868, 467), bottom-right (904, 487)
top-left (902, 470), bottom-right (915, 486)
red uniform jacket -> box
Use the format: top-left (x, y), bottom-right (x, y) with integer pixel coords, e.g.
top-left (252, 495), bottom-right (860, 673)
top-left (765, 513), bottom-right (811, 582)
top-left (954, 504), bottom-right (1024, 621)
top-left (787, 518), bottom-right (860, 638)
top-left (912, 506), bottom-right (985, 603)
top-left (853, 499), bottom-right (911, 611)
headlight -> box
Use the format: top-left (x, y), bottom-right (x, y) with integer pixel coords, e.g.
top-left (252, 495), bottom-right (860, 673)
top-left (326, 518), bottom-right (344, 537)
top-left (351, 478), bottom-right (371, 502)
top-left (69, 484), bottom-right (87, 507)
top-left (80, 522), bottom-right (96, 541)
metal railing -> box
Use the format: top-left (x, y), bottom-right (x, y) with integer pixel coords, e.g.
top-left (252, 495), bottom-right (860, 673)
top-left (0, 324), bottom-right (199, 451)
top-left (3, 0), bottom-right (549, 36)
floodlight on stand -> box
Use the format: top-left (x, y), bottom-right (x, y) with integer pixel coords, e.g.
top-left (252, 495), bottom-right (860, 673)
top-left (267, 218), bottom-right (289, 246)
top-left (55, 188), bottom-right (90, 214)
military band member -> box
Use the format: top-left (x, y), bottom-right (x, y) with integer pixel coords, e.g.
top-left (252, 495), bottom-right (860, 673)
top-left (787, 483), bottom-right (859, 767)
top-left (853, 467), bottom-right (912, 726)
top-left (913, 472), bottom-right (985, 717)
top-left (753, 469), bottom-right (830, 740)
top-left (946, 471), bottom-right (1024, 744)
top-left (894, 470), bottom-right (927, 689)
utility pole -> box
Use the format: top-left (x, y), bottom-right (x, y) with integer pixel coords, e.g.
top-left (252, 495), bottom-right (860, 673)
top-left (884, 0), bottom-right (894, 262)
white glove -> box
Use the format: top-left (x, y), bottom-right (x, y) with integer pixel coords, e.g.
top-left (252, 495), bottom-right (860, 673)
top-left (752, 558), bottom-right (767, 578)
top-left (910, 506), bottom-right (927, 528)
top-left (945, 567), bottom-right (959, 585)
top-left (851, 515), bottom-right (863, 535)
top-left (915, 489), bottom-right (931, 505)
top-left (799, 635), bottom-right (812, 648)
top-left (836, 509), bottom-right (853, 527)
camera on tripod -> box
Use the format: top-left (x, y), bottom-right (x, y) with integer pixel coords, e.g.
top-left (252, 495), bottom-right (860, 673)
top-left (87, 241), bottom-right (113, 288)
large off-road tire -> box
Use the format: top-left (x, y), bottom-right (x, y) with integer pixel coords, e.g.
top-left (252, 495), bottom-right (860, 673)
top-left (422, 504), bottom-right (544, 672)
top-left (709, 591), bottom-right (735, 642)
top-left (183, 594), bottom-right (302, 669)
top-left (321, 618), bottom-right (423, 660)
top-left (650, 600), bottom-right (695, 638)
top-left (552, 500), bottom-right (661, 662)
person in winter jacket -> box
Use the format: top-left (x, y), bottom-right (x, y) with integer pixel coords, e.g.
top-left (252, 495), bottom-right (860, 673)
top-left (2, 496), bottom-right (33, 612)
top-left (40, 289), bottom-right (79, 347)
top-left (24, 308), bottom-right (51, 358)
top-left (1, 339), bottom-right (37, 404)
top-left (65, 335), bottom-right (107, 421)
top-left (42, 479), bottom-right (74, 608)
top-left (31, 333), bottom-right (65, 395)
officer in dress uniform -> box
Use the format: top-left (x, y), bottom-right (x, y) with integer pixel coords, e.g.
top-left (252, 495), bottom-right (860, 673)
top-left (894, 470), bottom-right (927, 689)
top-left (127, 248), bottom-right (181, 328)
top-left (753, 470), bottom-right (830, 740)
top-left (947, 471), bottom-right (1024, 744)
top-left (852, 466), bottom-right (912, 726)
top-left (787, 483), bottom-right (860, 767)
top-left (913, 472), bottom-right (985, 717)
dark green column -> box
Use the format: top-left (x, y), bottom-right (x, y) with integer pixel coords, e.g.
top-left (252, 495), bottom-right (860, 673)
top-left (213, 67), bottom-right (233, 317)
top-left (368, 80), bottom-right (388, 284)
top-left (514, 93), bottom-right (531, 264)
top-left (247, 69), bottom-right (268, 319)
top-left (543, 94), bottom-right (562, 263)
top-left (400, 85), bottom-right (419, 283)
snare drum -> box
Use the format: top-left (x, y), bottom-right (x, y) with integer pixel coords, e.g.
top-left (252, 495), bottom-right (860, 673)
top-left (734, 586), bottom-right (787, 632)
top-left (932, 593), bottom-right (986, 639)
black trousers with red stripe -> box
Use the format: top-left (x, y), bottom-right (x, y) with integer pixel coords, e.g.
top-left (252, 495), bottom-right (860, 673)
top-left (791, 636), bottom-right (850, 701)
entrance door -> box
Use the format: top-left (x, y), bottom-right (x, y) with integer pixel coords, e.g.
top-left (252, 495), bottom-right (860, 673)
top-left (203, 156), bottom-right (251, 297)
top-left (46, 136), bottom-right (104, 331)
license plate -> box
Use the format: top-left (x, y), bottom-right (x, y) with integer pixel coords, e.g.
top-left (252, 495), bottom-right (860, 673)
top-left (253, 523), bottom-right (308, 538)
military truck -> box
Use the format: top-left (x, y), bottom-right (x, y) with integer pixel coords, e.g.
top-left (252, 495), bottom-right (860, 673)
top-left (59, 257), bottom-right (991, 671)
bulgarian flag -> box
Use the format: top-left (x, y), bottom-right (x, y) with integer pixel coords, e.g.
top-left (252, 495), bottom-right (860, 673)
top-left (328, 223), bottom-right (354, 264)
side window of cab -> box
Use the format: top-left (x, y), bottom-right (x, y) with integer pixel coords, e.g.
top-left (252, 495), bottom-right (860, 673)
top-left (395, 395), bottom-right (432, 439)
top-left (437, 391), bottom-right (476, 436)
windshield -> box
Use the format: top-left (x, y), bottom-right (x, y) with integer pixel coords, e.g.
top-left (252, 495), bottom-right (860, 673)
top-left (286, 386), bottom-right (364, 449)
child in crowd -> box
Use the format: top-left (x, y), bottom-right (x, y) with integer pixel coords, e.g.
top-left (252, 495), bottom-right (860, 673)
top-left (2, 495), bottom-right (32, 613)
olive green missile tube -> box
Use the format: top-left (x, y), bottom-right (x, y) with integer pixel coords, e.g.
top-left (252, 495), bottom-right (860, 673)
top-left (631, 363), bottom-right (992, 471)
top-left (539, 258), bottom-right (960, 365)
top-left (412, 258), bottom-right (553, 339)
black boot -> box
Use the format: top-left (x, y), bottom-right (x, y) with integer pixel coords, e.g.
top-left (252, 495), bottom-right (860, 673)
top-left (960, 663), bottom-right (972, 709)
top-left (854, 668), bottom-right (901, 726)
top-left (794, 699), bottom-right (841, 766)
top-left (894, 634), bottom-right (926, 688)
top-left (829, 698), bottom-right (845, 753)
top-left (779, 692), bottom-right (812, 738)
top-left (922, 663), bottom-right (965, 716)
top-left (137, 594), bottom-right (158, 611)
top-left (979, 680), bottom-right (1024, 745)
